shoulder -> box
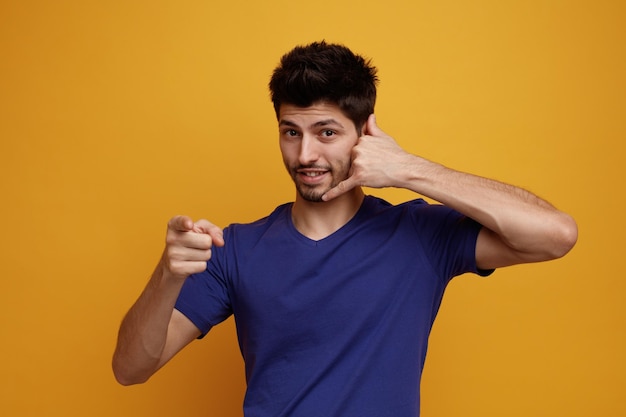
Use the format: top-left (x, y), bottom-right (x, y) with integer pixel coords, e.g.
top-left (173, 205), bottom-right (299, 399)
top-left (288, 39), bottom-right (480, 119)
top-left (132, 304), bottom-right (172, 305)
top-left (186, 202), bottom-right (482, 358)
top-left (223, 202), bottom-right (293, 241)
top-left (363, 195), bottom-right (477, 235)
top-left (363, 195), bottom-right (442, 219)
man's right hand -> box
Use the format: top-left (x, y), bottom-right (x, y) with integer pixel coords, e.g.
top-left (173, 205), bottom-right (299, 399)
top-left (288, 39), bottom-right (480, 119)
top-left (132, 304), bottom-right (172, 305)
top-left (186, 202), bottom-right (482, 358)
top-left (162, 215), bottom-right (224, 280)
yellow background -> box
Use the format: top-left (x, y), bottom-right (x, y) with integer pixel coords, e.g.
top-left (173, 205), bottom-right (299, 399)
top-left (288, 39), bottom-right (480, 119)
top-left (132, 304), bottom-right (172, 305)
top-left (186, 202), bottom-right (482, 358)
top-left (1, 0), bottom-right (624, 416)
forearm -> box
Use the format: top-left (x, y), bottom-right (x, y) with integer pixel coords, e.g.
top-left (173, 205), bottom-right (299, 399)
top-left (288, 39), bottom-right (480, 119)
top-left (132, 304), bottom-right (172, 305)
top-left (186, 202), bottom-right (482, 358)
top-left (112, 260), bottom-right (184, 385)
top-left (322, 116), bottom-right (576, 264)
top-left (396, 154), bottom-right (577, 260)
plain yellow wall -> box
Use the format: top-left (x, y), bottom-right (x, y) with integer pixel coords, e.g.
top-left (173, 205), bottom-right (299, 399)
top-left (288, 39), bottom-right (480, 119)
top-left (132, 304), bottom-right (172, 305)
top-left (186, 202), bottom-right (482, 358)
top-left (1, 1), bottom-right (624, 416)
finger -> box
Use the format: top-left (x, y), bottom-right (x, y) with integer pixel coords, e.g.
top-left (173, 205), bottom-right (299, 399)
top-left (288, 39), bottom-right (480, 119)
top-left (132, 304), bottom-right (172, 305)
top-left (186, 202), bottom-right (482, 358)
top-left (194, 219), bottom-right (225, 247)
top-left (179, 232), bottom-right (214, 250)
top-left (168, 215), bottom-right (194, 232)
top-left (166, 258), bottom-right (210, 278)
top-left (322, 176), bottom-right (358, 202)
top-left (167, 240), bottom-right (213, 260)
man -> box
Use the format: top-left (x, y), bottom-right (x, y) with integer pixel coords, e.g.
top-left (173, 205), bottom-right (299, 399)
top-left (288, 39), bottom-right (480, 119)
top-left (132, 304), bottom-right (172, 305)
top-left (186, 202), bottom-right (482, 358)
top-left (113, 41), bottom-right (577, 416)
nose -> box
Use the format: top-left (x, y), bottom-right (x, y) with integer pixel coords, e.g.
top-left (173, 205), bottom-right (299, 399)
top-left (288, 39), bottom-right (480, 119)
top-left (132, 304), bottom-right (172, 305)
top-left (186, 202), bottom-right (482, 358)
top-left (298, 134), bottom-right (319, 165)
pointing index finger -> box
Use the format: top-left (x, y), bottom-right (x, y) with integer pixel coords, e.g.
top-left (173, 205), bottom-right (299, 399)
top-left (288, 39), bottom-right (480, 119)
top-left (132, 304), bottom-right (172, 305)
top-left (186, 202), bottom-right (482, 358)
top-left (168, 215), bottom-right (194, 232)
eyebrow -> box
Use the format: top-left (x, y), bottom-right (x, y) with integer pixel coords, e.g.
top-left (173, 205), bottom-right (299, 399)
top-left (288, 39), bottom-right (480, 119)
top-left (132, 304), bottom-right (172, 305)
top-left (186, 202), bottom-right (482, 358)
top-left (279, 119), bottom-right (345, 129)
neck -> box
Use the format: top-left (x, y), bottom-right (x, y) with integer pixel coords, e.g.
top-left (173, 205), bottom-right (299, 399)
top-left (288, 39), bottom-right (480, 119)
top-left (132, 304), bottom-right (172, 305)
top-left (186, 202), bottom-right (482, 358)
top-left (291, 188), bottom-right (365, 241)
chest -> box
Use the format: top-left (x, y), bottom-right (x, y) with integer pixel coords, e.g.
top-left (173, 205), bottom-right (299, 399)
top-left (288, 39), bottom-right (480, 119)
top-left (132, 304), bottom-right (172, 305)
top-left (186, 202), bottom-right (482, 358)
top-left (226, 226), bottom-right (444, 345)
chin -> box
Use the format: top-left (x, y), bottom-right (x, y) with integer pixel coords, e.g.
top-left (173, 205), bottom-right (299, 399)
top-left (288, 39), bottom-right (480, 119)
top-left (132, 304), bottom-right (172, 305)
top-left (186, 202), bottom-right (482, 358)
top-left (297, 189), bottom-right (326, 203)
top-left (296, 183), bottom-right (330, 203)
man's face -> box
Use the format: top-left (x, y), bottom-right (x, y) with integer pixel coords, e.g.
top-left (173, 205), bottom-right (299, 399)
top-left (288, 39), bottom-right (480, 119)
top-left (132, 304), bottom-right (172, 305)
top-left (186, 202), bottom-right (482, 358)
top-left (278, 102), bottom-right (360, 202)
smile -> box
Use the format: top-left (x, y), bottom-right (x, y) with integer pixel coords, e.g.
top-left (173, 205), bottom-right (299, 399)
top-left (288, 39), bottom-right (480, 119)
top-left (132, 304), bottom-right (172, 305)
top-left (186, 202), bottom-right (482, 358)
top-left (296, 168), bottom-right (330, 184)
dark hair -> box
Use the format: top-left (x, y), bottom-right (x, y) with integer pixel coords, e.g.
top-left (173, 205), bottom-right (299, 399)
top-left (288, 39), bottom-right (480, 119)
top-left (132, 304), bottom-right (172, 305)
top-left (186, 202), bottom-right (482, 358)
top-left (269, 41), bottom-right (379, 128)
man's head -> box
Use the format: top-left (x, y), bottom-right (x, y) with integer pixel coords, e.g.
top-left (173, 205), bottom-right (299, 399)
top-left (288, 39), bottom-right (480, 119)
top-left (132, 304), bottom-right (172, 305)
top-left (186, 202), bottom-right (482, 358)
top-left (269, 41), bottom-right (379, 131)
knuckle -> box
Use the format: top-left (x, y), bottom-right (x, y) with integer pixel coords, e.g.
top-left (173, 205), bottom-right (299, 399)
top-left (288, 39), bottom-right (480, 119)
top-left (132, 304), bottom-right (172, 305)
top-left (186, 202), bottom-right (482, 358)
top-left (165, 233), bottom-right (177, 245)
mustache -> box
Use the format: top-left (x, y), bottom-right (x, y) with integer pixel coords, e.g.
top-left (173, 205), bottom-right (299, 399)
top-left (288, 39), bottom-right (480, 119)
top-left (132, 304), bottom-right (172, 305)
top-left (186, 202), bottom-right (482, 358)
top-left (293, 164), bottom-right (332, 171)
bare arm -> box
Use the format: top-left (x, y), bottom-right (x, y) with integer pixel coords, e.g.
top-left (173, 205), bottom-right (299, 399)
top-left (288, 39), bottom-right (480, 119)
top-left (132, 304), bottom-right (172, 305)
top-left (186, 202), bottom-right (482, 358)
top-left (112, 216), bottom-right (224, 385)
top-left (323, 115), bottom-right (578, 269)
top-left (394, 159), bottom-right (578, 269)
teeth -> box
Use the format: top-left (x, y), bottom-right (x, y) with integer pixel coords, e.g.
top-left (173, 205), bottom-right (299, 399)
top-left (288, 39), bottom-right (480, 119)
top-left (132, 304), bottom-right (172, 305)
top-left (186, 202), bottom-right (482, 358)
top-left (304, 172), bottom-right (324, 177)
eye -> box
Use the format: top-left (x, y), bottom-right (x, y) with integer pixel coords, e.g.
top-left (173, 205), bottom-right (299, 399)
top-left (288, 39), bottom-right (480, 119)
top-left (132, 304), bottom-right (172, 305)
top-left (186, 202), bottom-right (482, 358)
top-left (321, 129), bottom-right (335, 137)
top-left (282, 129), bottom-right (300, 137)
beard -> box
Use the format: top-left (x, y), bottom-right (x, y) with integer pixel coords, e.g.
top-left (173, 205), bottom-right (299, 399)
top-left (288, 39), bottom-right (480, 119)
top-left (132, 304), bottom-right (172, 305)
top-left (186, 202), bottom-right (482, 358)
top-left (296, 183), bottom-right (330, 202)
top-left (288, 161), bottom-right (350, 203)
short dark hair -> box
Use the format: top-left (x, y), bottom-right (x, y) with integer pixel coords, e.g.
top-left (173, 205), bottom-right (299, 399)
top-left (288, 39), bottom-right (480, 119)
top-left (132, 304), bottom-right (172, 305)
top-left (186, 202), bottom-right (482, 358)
top-left (269, 41), bottom-right (379, 129)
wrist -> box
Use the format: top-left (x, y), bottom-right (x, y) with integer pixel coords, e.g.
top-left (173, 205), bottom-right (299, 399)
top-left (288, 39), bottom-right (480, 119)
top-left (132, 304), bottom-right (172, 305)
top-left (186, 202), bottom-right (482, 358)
top-left (396, 154), bottom-right (443, 191)
top-left (156, 257), bottom-right (190, 288)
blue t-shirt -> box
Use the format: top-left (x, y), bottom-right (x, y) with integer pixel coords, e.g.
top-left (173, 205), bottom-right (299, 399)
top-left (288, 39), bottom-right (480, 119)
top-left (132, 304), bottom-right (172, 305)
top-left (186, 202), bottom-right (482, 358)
top-left (175, 196), bottom-right (490, 417)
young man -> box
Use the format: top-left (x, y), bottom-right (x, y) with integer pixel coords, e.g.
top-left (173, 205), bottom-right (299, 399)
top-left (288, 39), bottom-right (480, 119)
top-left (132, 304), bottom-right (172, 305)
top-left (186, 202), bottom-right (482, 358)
top-left (113, 41), bottom-right (577, 416)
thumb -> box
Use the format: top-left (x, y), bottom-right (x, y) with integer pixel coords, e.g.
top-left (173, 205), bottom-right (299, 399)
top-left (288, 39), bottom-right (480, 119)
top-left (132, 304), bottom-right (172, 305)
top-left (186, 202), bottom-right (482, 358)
top-left (194, 219), bottom-right (225, 247)
top-left (322, 176), bottom-right (358, 202)
top-left (363, 114), bottom-right (384, 137)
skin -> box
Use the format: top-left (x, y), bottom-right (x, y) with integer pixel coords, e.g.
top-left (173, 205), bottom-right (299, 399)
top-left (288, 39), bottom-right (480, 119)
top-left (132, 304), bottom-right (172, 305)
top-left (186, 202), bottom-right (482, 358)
top-left (112, 217), bottom-right (219, 385)
top-left (278, 102), bottom-right (366, 240)
top-left (112, 101), bottom-right (578, 386)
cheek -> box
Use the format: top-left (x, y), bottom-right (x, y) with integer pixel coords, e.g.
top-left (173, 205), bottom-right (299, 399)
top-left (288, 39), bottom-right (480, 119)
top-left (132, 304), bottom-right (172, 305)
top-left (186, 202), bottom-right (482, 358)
top-left (278, 140), bottom-right (292, 160)
top-left (337, 142), bottom-right (357, 162)
top-left (279, 143), bottom-right (301, 171)
top-left (330, 148), bottom-right (354, 173)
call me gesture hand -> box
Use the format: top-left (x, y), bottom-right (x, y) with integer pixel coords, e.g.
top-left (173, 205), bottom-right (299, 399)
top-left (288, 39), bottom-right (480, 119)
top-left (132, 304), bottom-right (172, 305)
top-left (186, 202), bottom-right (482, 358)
top-left (322, 114), bottom-right (415, 202)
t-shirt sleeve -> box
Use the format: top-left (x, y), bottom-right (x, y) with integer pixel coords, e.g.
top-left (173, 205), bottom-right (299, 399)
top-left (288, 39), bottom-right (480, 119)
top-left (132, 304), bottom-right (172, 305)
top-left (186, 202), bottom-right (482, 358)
top-left (410, 202), bottom-right (494, 280)
top-left (174, 244), bottom-right (233, 338)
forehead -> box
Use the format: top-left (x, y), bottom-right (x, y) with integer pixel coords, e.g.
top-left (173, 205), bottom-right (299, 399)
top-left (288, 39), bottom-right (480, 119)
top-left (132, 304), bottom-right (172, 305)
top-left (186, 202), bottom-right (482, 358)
top-left (278, 102), bottom-right (353, 128)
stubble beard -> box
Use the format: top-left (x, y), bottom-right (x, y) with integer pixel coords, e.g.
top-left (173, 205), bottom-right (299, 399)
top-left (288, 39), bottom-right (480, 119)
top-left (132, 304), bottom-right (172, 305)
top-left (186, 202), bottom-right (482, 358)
top-left (296, 183), bottom-right (331, 203)
top-left (290, 162), bottom-right (350, 203)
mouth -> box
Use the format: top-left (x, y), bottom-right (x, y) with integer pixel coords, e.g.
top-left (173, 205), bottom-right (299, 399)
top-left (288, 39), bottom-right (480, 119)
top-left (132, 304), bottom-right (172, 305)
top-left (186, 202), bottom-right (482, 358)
top-left (296, 167), bottom-right (330, 184)
top-left (299, 170), bottom-right (326, 177)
